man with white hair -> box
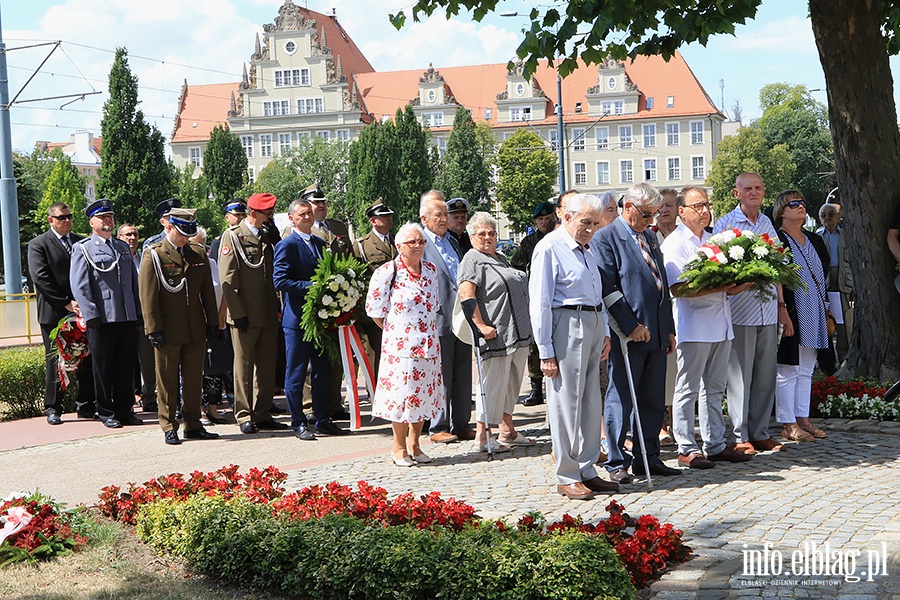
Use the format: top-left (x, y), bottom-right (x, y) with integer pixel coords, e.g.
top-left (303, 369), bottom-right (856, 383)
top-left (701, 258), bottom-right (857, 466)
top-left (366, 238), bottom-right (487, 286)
top-left (530, 193), bottom-right (618, 500)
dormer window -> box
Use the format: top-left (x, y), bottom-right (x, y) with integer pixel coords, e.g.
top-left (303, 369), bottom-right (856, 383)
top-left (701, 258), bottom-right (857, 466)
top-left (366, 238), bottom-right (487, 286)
top-left (646, 97), bottom-right (654, 109)
top-left (667, 96), bottom-right (675, 108)
top-left (485, 108), bottom-right (492, 119)
top-left (428, 90), bottom-right (436, 103)
top-left (284, 40), bottom-right (297, 55)
top-left (574, 102), bottom-right (583, 113)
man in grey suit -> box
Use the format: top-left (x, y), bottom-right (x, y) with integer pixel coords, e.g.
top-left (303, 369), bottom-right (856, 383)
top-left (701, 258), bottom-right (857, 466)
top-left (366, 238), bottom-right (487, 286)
top-left (70, 198), bottom-right (143, 429)
top-left (594, 183), bottom-right (679, 484)
top-left (421, 190), bottom-right (474, 443)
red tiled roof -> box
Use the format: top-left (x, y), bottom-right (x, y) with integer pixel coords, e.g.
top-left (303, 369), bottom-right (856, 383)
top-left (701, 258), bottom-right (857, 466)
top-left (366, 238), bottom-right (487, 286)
top-left (45, 136), bottom-right (103, 153)
top-left (290, 6), bottom-right (374, 79)
top-left (171, 82), bottom-right (240, 144)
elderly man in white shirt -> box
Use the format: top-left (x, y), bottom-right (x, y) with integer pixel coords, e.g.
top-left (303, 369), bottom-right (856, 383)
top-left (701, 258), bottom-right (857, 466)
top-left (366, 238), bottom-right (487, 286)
top-left (661, 186), bottom-right (754, 469)
top-left (530, 193), bottom-right (618, 500)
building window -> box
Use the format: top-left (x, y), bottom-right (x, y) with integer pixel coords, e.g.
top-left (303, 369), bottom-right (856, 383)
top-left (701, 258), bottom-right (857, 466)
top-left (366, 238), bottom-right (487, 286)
top-left (643, 124), bottom-right (656, 148)
top-left (335, 129), bottom-right (350, 142)
top-left (516, 83), bottom-right (526, 97)
top-left (299, 69), bottom-right (310, 86)
top-left (596, 161), bottom-right (610, 184)
top-left (548, 129), bottom-right (558, 151)
top-left (502, 131), bottom-right (513, 141)
top-left (428, 90), bottom-right (436, 103)
top-left (278, 133), bottom-right (291, 154)
top-left (274, 71), bottom-right (283, 88)
top-left (595, 127), bottom-right (609, 150)
top-left (297, 131), bottom-right (311, 140)
top-left (574, 162), bottom-right (587, 186)
top-left (284, 41), bottom-right (296, 55)
top-left (189, 147), bottom-right (201, 167)
top-left (247, 167), bottom-right (255, 184)
top-left (274, 68), bottom-right (309, 87)
top-left (618, 125), bottom-right (633, 149)
top-left (667, 96), bottom-right (675, 107)
top-left (572, 128), bottom-right (586, 152)
top-left (485, 108), bottom-right (492, 119)
top-left (264, 100), bottom-right (290, 116)
top-left (620, 160), bottom-right (634, 184)
top-left (691, 121), bottom-right (704, 145)
top-left (646, 97), bottom-right (654, 110)
top-left (601, 101), bottom-right (612, 115)
top-left (298, 98), bottom-right (325, 114)
top-left (644, 158), bottom-right (657, 182)
top-left (438, 138), bottom-right (447, 156)
top-left (423, 112), bottom-right (444, 128)
top-left (510, 106), bottom-right (531, 122)
top-left (666, 122), bottom-right (680, 146)
top-left (614, 100), bottom-right (624, 115)
top-left (692, 156), bottom-right (706, 180)
top-left (263, 102), bottom-right (273, 117)
top-left (259, 134), bottom-right (273, 158)
top-left (316, 131), bottom-right (330, 140)
top-left (241, 135), bottom-right (253, 158)
top-left (667, 157), bottom-right (681, 180)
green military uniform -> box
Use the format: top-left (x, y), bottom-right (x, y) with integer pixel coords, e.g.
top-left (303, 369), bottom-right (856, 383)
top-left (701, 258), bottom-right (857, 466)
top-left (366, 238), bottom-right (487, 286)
top-left (218, 219), bottom-right (280, 425)
top-left (139, 236), bottom-right (218, 434)
top-left (355, 231), bottom-right (397, 275)
top-left (312, 217), bottom-right (354, 256)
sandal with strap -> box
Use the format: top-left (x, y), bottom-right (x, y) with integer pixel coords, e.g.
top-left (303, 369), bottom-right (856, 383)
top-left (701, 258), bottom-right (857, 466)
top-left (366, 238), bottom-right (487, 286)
top-left (798, 420), bottom-right (828, 439)
top-left (782, 423), bottom-right (815, 442)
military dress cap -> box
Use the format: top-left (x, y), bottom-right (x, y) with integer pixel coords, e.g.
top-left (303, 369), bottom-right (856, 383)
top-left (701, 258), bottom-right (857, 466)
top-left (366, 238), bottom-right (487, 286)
top-left (300, 183), bottom-right (326, 201)
top-left (84, 198), bottom-right (114, 218)
top-left (168, 208), bottom-right (198, 237)
top-left (446, 197), bottom-right (470, 213)
top-left (155, 198), bottom-right (182, 217)
top-left (225, 199), bottom-right (247, 215)
top-left (532, 201), bottom-right (555, 219)
top-left (247, 192), bottom-right (277, 211)
top-left (365, 199), bottom-right (394, 219)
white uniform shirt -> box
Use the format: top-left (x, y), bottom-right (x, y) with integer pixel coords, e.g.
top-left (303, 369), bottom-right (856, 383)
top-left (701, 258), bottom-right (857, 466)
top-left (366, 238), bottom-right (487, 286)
top-left (661, 223), bottom-right (733, 344)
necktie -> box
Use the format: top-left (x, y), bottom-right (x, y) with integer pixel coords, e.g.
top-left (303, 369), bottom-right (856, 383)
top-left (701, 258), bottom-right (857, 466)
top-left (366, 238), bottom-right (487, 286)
top-left (638, 233), bottom-right (663, 293)
top-left (61, 236), bottom-right (72, 254)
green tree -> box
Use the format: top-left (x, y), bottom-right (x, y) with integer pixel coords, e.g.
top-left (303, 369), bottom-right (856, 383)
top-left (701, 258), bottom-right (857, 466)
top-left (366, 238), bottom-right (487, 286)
top-left (97, 47), bottom-right (174, 236)
top-left (496, 129), bottom-right (557, 233)
top-left (755, 83), bottom-right (834, 209)
top-left (438, 107), bottom-right (490, 206)
top-left (392, 0), bottom-right (900, 379)
top-left (276, 137), bottom-right (350, 218)
top-left (14, 146), bottom-right (57, 277)
top-left (706, 127), bottom-right (796, 220)
top-left (204, 124), bottom-right (248, 202)
top-left (255, 160), bottom-right (303, 212)
top-left (347, 120), bottom-right (401, 233)
top-left (36, 155), bottom-right (89, 235)
top-left (173, 163), bottom-right (226, 239)
top-left (395, 106), bottom-right (433, 226)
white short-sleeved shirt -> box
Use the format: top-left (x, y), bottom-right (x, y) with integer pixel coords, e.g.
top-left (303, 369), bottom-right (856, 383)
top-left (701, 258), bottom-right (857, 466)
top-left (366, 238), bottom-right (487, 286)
top-left (661, 223), bottom-right (733, 344)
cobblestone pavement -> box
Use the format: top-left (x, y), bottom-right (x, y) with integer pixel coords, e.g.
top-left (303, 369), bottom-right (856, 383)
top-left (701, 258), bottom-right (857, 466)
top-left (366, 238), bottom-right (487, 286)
top-left (283, 418), bottom-right (900, 600)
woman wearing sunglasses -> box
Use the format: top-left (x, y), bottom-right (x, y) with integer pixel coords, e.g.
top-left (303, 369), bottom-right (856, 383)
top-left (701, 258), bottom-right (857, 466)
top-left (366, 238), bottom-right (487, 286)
top-left (772, 191), bottom-right (831, 442)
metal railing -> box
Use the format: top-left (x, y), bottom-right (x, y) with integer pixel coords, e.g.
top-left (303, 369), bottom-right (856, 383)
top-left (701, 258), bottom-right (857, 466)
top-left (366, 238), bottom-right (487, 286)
top-left (0, 293), bottom-right (39, 345)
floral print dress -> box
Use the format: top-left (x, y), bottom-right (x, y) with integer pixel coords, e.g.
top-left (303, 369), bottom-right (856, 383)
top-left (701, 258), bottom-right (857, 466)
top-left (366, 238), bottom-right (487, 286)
top-left (365, 258), bottom-right (443, 423)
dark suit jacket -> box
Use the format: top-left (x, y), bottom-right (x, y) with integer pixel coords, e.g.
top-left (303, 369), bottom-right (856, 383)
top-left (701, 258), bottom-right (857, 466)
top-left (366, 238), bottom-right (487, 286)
top-left (593, 218), bottom-right (675, 352)
top-left (28, 230), bottom-right (85, 325)
top-left (273, 231), bottom-right (327, 330)
top-left (423, 232), bottom-right (462, 337)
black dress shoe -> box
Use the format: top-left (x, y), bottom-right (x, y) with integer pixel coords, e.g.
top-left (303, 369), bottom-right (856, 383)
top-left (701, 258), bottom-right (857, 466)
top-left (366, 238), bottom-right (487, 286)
top-left (331, 409), bottom-right (352, 420)
top-left (256, 419), bottom-right (290, 430)
top-left (269, 405), bottom-right (288, 415)
top-left (295, 425), bottom-right (316, 441)
top-left (141, 400), bottom-right (158, 412)
top-left (314, 420), bottom-right (349, 436)
top-left (103, 417), bottom-right (123, 429)
top-left (184, 426), bottom-right (220, 440)
top-left (47, 413), bottom-right (62, 425)
top-left (76, 411), bottom-right (97, 420)
top-left (633, 462), bottom-right (682, 477)
top-left (240, 421), bottom-right (258, 434)
top-left (582, 476), bottom-right (620, 493)
top-left (119, 414), bottom-right (144, 426)
top-left (608, 468), bottom-right (633, 484)
top-left (164, 430), bottom-right (182, 445)
top-left (204, 410), bottom-right (228, 425)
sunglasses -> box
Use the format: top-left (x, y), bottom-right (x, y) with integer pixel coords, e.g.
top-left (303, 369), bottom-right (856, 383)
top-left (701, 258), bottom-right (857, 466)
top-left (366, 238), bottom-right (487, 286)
top-left (51, 214), bottom-right (73, 221)
top-left (632, 205), bottom-right (658, 219)
top-left (402, 239), bottom-right (426, 246)
top-left (684, 202), bottom-right (711, 212)
top-left (786, 200), bottom-right (806, 209)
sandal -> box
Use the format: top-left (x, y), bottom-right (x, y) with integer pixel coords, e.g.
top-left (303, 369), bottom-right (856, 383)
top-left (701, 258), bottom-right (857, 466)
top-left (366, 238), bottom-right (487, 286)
top-left (498, 431), bottom-right (535, 446)
top-left (782, 423), bottom-right (815, 443)
top-left (798, 420), bottom-right (828, 439)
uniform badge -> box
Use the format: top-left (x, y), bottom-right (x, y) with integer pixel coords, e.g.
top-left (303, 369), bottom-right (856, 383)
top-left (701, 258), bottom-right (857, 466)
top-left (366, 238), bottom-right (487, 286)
top-left (222, 245), bottom-right (231, 255)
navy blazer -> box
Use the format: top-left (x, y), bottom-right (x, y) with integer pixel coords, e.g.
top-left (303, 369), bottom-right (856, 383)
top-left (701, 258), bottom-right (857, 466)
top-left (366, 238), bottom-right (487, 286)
top-left (593, 218), bottom-right (675, 352)
top-left (273, 231), bottom-right (326, 330)
top-left (422, 232), bottom-right (461, 337)
top-left (69, 234), bottom-right (141, 324)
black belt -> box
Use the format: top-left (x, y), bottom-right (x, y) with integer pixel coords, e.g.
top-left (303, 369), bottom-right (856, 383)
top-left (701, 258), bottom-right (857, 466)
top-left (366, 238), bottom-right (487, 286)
top-left (557, 304), bottom-right (603, 312)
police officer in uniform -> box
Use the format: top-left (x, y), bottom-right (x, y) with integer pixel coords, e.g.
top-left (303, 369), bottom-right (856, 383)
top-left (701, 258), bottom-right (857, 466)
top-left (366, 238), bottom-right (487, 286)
top-left (140, 209), bottom-right (221, 445)
top-left (446, 197), bottom-right (472, 255)
top-left (218, 192), bottom-right (288, 434)
top-left (142, 198), bottom-right (182, 252)
top-left (70, 198), bottom-right (143, 428)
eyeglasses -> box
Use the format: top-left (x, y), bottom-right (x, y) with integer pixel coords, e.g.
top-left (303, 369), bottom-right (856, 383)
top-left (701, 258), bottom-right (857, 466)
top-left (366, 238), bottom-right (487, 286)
top-left (684, 202), bottom-right (711, 212)
top-left (632, 205), bottom-right (659, 219)
top-left (402, 239), bottom-right (426, 246)
top-left (51, 214), bottom-right (73, 221)
top-left (786, 200), bottom-right (806, 209)
top-left (474, 230), bottom-right (497, 239)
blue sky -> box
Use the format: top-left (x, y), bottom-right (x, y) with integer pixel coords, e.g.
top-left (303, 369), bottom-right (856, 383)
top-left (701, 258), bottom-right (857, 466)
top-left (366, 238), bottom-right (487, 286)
top-left (1, 0), bottom-right (891, 153)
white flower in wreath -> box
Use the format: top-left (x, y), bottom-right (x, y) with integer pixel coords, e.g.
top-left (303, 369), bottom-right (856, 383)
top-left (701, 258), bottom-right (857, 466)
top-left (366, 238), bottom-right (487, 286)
top-left (328, 282), bottom-right (339, 292)
top-left (707, 233), bottom-right (724, 246)
top-left (728, 246), bottom-right (745, 260)
top-left (318, 309), bottom-right (329, 319)
top-left (334, 274), bottom-right (346, 285)
top-left (721, 230), bottom-right (737, 243)
top-left (322, 295), bottom-right (334, 306)
top-left (340, 281), bottom-right (350, 291)
top-left (348, 268), bottom-right (356, 278)
top-left (752, 245), bottom-right (769, 258)
top-left (743, 230), bottom-right (756, 240)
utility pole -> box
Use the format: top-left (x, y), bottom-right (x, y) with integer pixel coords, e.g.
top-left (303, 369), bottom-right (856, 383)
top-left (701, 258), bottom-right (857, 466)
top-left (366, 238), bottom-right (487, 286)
top-left (556, 74), bottom-right (565, 192)
top-left (0, 4), bottom-right (23, 295)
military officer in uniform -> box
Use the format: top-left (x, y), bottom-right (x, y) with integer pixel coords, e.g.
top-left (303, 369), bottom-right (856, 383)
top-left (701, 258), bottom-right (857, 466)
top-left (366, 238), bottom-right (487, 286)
top-left (142, 198), bottom-right (181, 252)
top-left (70, 198), bottom-right (143, 428)
top-left (354, 199), bottom-right (398, 379)
top-left (446, 197), bottom-right (472, 255)
top-left (211, 199), bottom-right (246, 260)
top-left (219, 192), bottom-right (288, 434)
top-left (140, 209), bottom-right (221, 445)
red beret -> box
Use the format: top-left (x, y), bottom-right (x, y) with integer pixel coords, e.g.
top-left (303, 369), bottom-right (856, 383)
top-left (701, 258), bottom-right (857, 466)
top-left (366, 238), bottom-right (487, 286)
top-left (247, 192), bottom-right (277, 211)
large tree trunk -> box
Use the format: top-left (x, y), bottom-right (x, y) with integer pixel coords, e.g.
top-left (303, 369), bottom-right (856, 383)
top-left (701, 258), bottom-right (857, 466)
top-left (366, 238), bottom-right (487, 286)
top-left (810, 0), bottom-right (900, 380)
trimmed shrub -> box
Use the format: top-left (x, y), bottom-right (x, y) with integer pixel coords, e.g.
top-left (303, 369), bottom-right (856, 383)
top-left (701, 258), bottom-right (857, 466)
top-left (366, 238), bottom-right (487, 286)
top-left (0, 345), bottom-right (81, 420)
top-left (137, 495), bottom-right (635, 600)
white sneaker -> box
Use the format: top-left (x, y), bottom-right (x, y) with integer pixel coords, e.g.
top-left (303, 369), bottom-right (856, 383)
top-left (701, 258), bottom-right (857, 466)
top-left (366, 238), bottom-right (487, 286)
top-left (477, 438), bottom-right (510, 453)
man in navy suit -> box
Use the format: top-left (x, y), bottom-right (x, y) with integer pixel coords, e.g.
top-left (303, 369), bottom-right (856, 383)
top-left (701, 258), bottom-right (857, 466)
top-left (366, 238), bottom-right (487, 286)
top-left (273, 199), bottom-right (347, 439)
top-left (27, 202), bottom-right (96, 425)
top-left (594, 183), bottom-right (678, 483)
top-left (69, 199), bottom-right (143, 429)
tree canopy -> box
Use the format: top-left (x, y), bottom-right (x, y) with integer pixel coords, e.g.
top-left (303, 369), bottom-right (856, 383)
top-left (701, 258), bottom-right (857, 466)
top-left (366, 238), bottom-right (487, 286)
top-left (438, 107), bottom-right (491, 206)
top-left (204, 124), bottom-right (247, 202)
top-left (496, 129), bottom-right (557, 232)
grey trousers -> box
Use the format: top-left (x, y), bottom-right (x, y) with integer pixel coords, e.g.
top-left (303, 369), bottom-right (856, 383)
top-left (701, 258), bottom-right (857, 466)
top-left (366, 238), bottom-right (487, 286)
top-left (673, 340), bottom-right (731, 457)
top-left (546, 308), bottom-right (604, 485)
top-left (726, 324), bottom-right (777, 443)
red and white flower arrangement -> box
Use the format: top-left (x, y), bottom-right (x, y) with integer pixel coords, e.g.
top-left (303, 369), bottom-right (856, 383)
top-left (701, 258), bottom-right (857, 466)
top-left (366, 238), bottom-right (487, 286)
top-left (49, 315), bottom-right (90, 389)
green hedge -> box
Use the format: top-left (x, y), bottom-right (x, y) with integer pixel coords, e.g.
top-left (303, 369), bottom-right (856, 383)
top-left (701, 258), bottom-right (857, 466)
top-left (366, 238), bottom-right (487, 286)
top-left (0, 345), bottom-right (78, 420)
top-left (137, 495), bottom-right (634, 600)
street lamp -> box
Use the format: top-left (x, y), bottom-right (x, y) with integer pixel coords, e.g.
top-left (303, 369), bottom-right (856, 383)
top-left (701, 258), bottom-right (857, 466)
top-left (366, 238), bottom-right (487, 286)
top-left (501, 12), bottom-right (566, 193)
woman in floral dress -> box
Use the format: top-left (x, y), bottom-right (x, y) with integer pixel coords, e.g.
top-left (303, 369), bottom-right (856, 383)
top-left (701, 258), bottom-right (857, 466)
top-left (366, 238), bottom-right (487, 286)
top-left (365, 223), bottom-right (443, 466)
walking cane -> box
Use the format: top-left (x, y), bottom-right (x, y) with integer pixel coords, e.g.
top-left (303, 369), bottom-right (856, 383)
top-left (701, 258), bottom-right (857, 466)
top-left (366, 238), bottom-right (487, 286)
top-left (602, 294), bottom-right (654, 490)
top-left (458, 297), bottom-right (494, 461)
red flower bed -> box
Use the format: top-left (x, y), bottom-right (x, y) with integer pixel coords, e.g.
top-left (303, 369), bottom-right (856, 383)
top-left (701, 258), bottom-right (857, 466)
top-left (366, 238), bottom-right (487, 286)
top-left (0, 494), bottom-right (89, 565)
top-left (810, 376), bottom-right (887, 416)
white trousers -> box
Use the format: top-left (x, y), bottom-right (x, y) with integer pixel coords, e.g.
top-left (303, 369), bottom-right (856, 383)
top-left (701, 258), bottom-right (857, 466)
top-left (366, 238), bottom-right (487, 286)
top-left (775, 346), bottom-right (818, 423)
top-left (475, 346), bottom-right (528, 425)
